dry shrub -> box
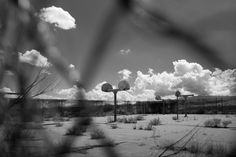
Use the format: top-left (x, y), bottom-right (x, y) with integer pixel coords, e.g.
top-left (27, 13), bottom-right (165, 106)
top-left (222, 120), bottom-right (232, 128)
top-left (172, 116), bottom-right (178, 120)
top-left (134, 115), bottom-right (144, 121)
top-left (138, 125), bottom-right (143, 130)
top-left (144, 123), bottom-right (153, 131)
top-left (65, 125), bottom-right (86, 136)
top-left (149, 117), bottom-right (161, 126)
top-left (55, 122), bottom-right (63, 127)
top-left (205, 143), bottom-right (228, 157)
top-left (204, 118), bottom-right (221, 128)
top-left (117, 116), bottom-right (137, 123)
top-left (90, 128), bottom-right (105, 139)
top-left (110, 123), bottom-right (118, 129)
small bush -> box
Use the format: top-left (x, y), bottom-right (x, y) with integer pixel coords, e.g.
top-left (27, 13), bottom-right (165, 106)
top-left (138, 125), bottom-right (143, 130)
top-left (222, 120), bottom-right (232, 128)
top-left (225, 115), bottom-right (230, 118)
top-left (204, 118), bottom-right (221, 128)
top-left (172, 116), bottom-right (178, 120)
top-left (149, 118), bottom-right (161, 126)
top-left (65, 125), bottom-right (86, 136)
top-left (52, 113), bottom-right (64, 122)
top-left (134, 115), bottom-right (144, 121)
top-left (110, 123), bottom-right (118, 129)
top-left (55, 122), bottom-right (63, 127)
top-left (126, 117), bottom-right (137, 123)
top-left (117, 116), bottom-right (127, 123)
top-left (213, 118), bottom-right (221, 127)
top-left (90, 128), bottom-right (105, 139)
top-left (204, 119), bottom-right (215, 127)
top-left (144, 124), bottom-right (153, 131)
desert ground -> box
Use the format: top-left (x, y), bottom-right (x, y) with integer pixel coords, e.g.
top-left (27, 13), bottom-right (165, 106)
top-left (43, 114), bottom-right (236, 157)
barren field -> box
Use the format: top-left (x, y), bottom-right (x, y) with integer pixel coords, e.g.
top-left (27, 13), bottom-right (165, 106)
top-left (43, 114), bottom-right (236, 157)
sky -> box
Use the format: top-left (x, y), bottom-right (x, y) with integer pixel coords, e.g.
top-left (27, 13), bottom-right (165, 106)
top-left (1, 0), bottom-right (236, 101)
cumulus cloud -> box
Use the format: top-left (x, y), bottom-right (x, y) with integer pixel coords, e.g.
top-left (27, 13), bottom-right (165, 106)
top-left (39, 6), bottom-right (76, 30)
top-left (118, 69), bottom-right (132, 80)
top-left (56, 60), bottom-right (236, 101)
top-left (86, 60), bottom-right (236, 101)
top-left (120, 49), bottom-right (131, 55)
top-left (57, 85), bottom-right (78, 99)
top-left (19, 49), bottom-right (51, 68)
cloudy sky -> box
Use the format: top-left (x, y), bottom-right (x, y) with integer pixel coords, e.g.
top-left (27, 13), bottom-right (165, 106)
top-left (1, 0), bottom-right (236, 101)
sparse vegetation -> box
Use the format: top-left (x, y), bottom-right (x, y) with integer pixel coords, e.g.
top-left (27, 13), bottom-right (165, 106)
top-left (149, 117), bottom-right (161, 126)
top-left (110, 123), bottom-right (118, 129)
top-left (203, 118), bottom-right (232, 128)
top-left (90, 128), bottom-right (105, 139)
top-left (55, 122), bottom-right (63, 127)
top-left (188, 141), bottom-right (201, 154)
top-left (222, 120), bottom-right (232, 128)
top-left (117, 116), bottom-right (137, 123)
top-left (144, 123), bottom-right (153, 130)
top-left (204, 118), bottom-right (221, 128)
top-left (172, 116), bottom-right (178, 120)
top-left (138, 125), bottom-right (143, 130)
top-left (65, 125), bottom-right (86, 136)
top-left (134, 115), bottom-right (145, 121)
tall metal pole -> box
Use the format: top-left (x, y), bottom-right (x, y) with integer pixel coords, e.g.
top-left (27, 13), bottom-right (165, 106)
top-left (113, 91), bottom-right (117, 122)
top-left (177, 97), bottom-right (179, 120)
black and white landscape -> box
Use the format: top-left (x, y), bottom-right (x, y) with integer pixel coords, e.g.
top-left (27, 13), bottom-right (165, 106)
top-left (0, 0), bottom-right (236, 157)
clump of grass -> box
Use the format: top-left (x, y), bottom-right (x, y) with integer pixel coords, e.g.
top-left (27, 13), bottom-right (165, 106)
top-left (149, 117), bottom-right (161, 126)
top-left (222, 120), bottom-right (232, 128)
top-left (55, 122), bottom-right (63, 127)
top-left (52, 113), bottom-right (64, 122)
top-left (188, 141), bottom-right (201, 154)
top-left (127, 117), bottom-right (137, 123)
top-left (159, 139), bottom-right (176, 151)
top-left (90, 128), bottom-right (105, 139)
top-left (225, 115), bottom-right (230, 118)
top-left (134, 115), bottom-right (144, 121)
top-left (144, 123), bottom-right (153, 131)
top-left (172, 116), bottom-right (178, 120)
top-left (138, 125), bottom-right (143, 130)
top-left (117, 116), bottom-right (137, 123)
top-left (65, 125), bottom-right (86, 136)
top-left (204, 118), bottom-right (221, 128)
top-left (110, 123), bottom-right (118, 129)
top-left (205, 143), bottom-right (228, 156)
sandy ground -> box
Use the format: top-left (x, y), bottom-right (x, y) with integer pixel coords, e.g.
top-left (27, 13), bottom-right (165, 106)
top-left (41, 114), bottom-right (236, 157)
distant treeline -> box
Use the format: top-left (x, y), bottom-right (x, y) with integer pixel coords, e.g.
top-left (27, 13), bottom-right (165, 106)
top-left (41, 96), bottom-right (236, 117)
